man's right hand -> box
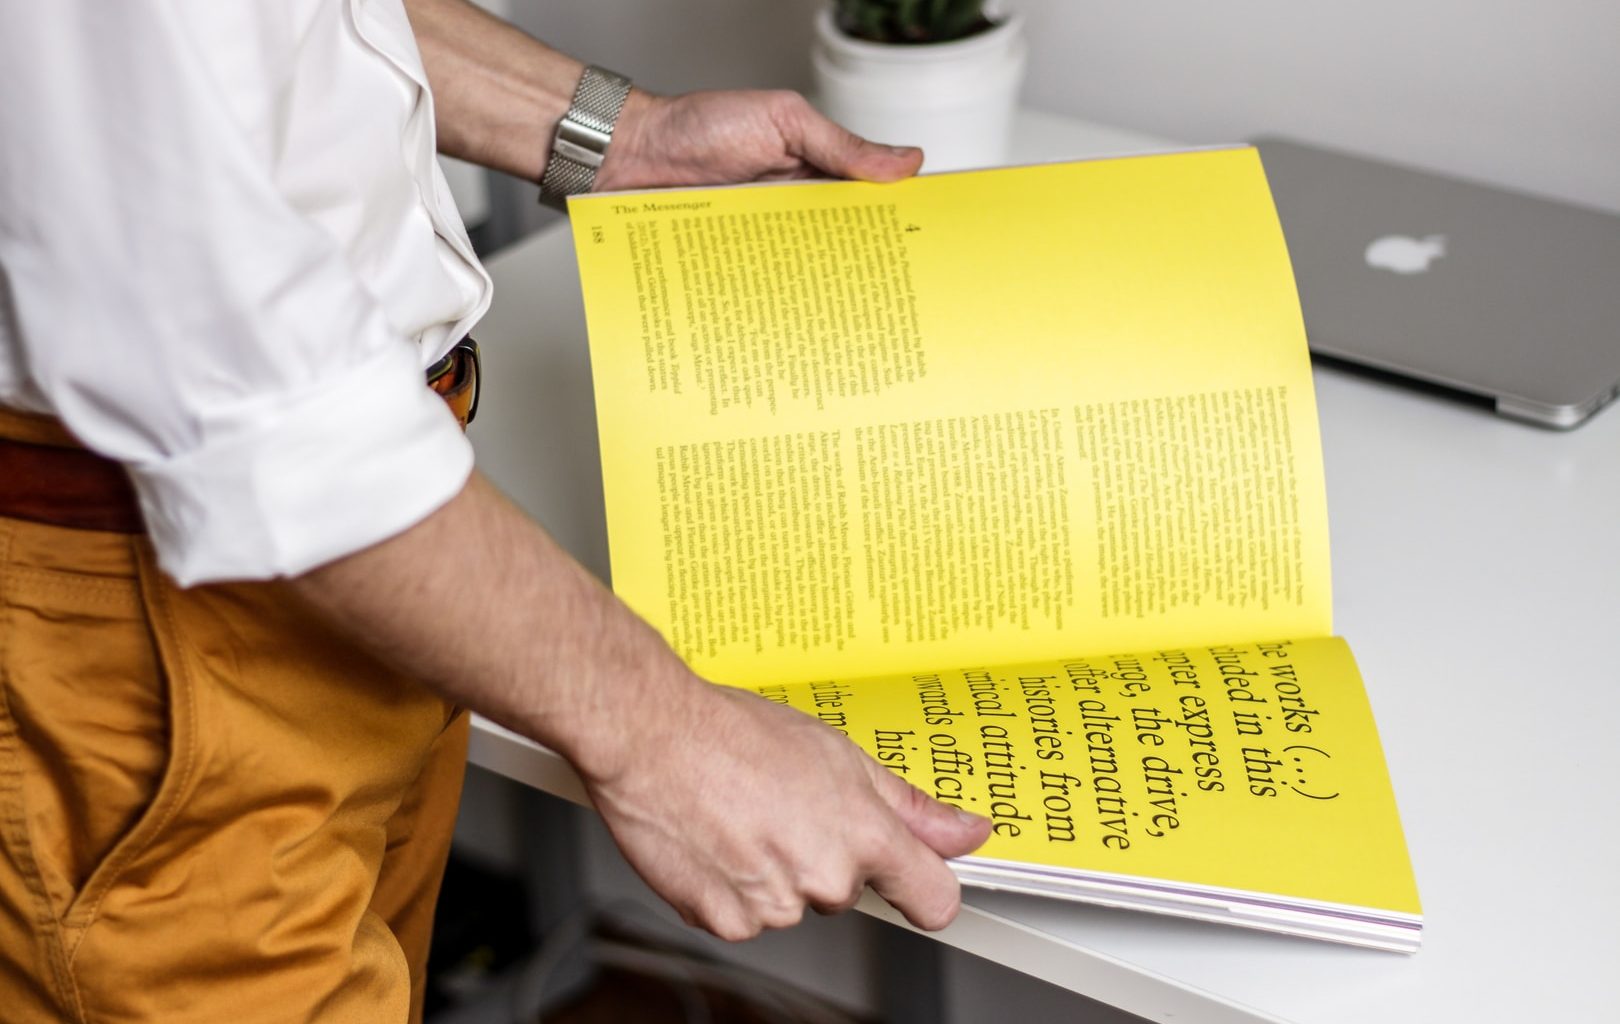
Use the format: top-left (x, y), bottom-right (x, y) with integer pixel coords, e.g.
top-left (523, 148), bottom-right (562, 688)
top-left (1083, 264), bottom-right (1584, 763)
top-left (583, 682), bottom-right (991, 940)
top-left (291, 472), bottom-right (990, 941)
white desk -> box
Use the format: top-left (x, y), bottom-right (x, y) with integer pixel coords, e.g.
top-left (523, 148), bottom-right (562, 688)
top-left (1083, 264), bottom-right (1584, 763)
top-left (466, 111), bottom-right (1620, 1024)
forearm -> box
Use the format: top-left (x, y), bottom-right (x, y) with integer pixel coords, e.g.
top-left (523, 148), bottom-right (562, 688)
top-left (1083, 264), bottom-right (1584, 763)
top-left (291, 469), bottom-right (986, 938)
top-left (288, 470), bottom-right (687, 781)
top-left (402, 0), bottom-right (653, 182)
top-left (403, 0), bottom-right (921, 193)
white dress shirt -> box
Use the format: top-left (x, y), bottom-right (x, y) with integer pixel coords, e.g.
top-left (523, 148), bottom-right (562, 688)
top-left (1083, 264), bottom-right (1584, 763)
top-left (0, 0), bottom-right (493, 585)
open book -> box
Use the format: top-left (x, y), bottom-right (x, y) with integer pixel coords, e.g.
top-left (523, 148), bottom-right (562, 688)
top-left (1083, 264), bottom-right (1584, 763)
top-left (566, 148), bottom-right (1421, 952)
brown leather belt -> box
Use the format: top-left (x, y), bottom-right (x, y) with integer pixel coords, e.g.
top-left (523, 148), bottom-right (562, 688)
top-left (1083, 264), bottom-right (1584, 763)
top-left (0, 339), bottom-right (481, 535)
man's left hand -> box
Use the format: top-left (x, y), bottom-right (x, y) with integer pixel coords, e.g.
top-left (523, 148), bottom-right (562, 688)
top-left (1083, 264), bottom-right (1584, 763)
top-left (597, 89), bottom-right (923, 191)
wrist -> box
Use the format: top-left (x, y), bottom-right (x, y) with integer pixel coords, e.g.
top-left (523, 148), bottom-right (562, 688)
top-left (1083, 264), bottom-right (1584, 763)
top-left (592, 88), bottom-right (663, 194)
top-left (537, 66), bottom-right (640, 208)
top-left (532, 598), bottom-right (705, 786)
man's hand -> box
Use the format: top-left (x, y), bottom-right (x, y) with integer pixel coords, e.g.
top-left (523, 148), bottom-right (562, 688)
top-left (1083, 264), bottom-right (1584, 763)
top-left (597, 90), bottom-right (923, 191)
top-left (292, 473), bottom-right (989, 941)
top-left (587, 685), bottom-right (989, 940)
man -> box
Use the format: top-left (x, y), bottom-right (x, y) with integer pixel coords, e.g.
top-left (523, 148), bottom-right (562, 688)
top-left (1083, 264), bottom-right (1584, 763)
top-left (0, 1), bottom-right (991, 1021)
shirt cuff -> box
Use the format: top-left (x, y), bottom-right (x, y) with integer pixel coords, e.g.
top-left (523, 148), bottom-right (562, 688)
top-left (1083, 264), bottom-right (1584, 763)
top-left (128, 345), bottom-right (474, 586)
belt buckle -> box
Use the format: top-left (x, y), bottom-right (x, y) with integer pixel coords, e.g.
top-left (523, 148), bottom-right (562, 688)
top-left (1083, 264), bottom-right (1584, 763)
top-left (460, 338), bottom-right (482, 426)
top-left (427, 338), bottom-right (481, 428)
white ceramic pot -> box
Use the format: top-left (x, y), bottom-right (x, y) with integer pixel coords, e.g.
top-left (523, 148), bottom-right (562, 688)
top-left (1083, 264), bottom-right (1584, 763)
top-left (811, 6), bottom-right (1027, 173)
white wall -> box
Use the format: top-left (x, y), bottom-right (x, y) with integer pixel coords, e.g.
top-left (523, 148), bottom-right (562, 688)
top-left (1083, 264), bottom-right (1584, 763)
top-left (1015, 0), bottom-right (1620, 213)
top-left (511, 0), bottom-right (1618, 214)
top-left (511, 0), bottom-right (822, 93)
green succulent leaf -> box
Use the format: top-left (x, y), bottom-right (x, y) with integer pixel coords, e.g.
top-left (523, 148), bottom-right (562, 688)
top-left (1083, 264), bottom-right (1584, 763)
top-left (834, 0), bottom-right (994, 44)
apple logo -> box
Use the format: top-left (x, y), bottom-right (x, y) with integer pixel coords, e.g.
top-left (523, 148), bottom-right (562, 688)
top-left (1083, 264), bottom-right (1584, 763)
top-left (1365, 234), bottom-right (1446, 275)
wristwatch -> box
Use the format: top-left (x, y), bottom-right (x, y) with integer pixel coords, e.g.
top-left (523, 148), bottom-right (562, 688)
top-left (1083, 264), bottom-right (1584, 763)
top-left (538, 65), bottom-right (633, 210)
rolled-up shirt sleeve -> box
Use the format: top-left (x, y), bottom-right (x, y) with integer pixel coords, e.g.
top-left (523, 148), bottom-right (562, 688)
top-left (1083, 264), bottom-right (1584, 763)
top-left (0, 3), bottom-right (475, 585)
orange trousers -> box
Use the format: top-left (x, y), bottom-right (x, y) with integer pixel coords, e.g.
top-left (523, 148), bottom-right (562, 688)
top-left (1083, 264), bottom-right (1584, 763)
top-left (0, 414), bottom-right (468, 1023)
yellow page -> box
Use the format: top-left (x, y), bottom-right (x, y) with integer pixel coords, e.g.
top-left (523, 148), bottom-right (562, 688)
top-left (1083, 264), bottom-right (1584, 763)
top-left (571, 148), bottom-right (1332, 687)
top-left (744, 636), bottom-right (1419, 916)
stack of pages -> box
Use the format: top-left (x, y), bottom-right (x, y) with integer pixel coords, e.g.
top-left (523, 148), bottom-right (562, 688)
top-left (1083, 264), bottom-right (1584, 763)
top-left (566, 148), bottom-right (1422, 952)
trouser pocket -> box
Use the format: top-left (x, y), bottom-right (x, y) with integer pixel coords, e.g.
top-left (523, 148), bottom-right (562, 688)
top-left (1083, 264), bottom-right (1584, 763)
top-left (1, 516), bottom-right (452, 1024)
top-left (0, 519), bottom-right (190, 1020)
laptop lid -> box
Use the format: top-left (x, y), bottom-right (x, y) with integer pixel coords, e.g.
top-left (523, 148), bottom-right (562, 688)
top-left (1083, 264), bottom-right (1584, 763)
top-left (1254, 136), bottom-right (1620, 428)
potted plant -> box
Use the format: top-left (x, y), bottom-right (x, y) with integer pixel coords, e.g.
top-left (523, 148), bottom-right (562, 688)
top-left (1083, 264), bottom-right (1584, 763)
top-left (812, 1), bottom-right (1028, 172)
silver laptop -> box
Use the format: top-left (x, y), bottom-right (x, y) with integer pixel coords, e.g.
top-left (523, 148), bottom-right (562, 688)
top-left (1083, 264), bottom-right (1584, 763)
top-left (1254, 136), bottom-right (1620, 428)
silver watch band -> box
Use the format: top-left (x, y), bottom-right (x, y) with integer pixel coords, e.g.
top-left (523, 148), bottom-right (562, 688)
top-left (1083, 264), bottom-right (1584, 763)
top-left (538, 65), bottom-right (633, 210)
